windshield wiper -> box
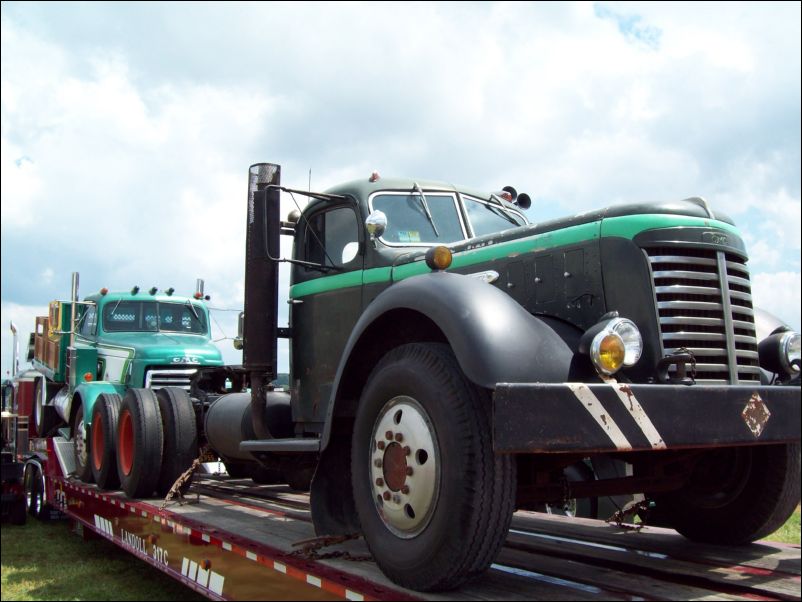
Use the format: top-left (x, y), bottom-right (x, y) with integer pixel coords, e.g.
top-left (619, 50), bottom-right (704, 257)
top-left (488, 194), bottom-right (522, 226)
top-left (413, 182), bottom-right (440, 238)
top-left (486, 196), bottom-right (520, 226)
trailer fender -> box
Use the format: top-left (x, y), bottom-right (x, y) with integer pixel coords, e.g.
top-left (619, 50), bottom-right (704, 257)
top-left (322, 271), bottom-right (582, 451)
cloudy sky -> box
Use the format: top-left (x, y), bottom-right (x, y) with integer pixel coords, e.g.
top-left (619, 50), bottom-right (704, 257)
top-left (2, 1), bottom-right (800, 377)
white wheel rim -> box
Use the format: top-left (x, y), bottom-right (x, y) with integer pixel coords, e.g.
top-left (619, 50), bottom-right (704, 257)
top-left (75, 416), bottom-right (88, 467)
top-left (369, 396), bottom-right (440, 538)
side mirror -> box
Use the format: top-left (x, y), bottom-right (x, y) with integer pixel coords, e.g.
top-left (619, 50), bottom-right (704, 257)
top-left (365, 210), bottom-right (387, 241)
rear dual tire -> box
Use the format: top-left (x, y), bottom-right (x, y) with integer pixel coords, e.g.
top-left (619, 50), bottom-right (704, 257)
top-left (117, 388), bottom-right (197, 499)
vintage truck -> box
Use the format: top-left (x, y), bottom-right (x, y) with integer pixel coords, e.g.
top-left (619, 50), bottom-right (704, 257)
top-left (75, 163), bottom-right (800, 592)
top-left (28, 277), bottom-right (223, 488)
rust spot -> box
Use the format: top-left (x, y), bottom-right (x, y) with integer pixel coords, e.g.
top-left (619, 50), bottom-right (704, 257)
top-left (202, 559), bottom-right (212, 570)
top-left (742, 393), bottom-right (771, 438)
top-left (600, 414), bottom-right (608, 426)
top-left (619, 384), bottom-right (635, 410)
top-left (382, 442), bottom-right (408, 491)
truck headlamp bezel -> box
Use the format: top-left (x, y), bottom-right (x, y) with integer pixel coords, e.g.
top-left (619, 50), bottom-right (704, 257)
top-left (780, 331), bottom-right (801, 374)
top-left (581, 315), bottom-right (643, 376)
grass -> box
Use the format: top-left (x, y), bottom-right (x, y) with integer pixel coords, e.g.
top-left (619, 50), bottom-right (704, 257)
top-left (1, 507), bottom-right (799, 600)
top-left (769, 505), bottom-right (801, 545)
top-left (1, 520), bottom-right (205, 601)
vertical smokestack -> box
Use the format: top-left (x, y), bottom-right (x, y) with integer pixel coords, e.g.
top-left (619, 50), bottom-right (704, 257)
top-left (70, 272), bottom-right (79, 349)
top-left (245, 164), bottom-right (281, 440)
top-left (195, 279), bottom-right (205, 298)
top-left (10, 322), bottom-right (19, 378)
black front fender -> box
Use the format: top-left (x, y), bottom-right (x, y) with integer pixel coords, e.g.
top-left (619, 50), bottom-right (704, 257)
top-left (322, 271), bottom-right (580, 449)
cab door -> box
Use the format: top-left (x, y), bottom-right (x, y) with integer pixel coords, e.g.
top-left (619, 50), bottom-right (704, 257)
top-left (290, 203), bottom-right (364, 428)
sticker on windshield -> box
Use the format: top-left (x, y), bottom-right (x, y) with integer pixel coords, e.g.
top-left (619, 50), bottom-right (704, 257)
top-left (398, 230), bottom-right (421, 242)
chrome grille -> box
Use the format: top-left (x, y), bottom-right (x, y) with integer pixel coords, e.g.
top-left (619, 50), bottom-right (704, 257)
top-left (144, 368), bottom-right (198, 390)
top-left (646, 247), bottom-right (760, 384)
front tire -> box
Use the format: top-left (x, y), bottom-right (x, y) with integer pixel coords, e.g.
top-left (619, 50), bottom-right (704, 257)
top-left (91, 393), bottom-right (123, 490)
top-left (654, 443), bottom-right (801, 544)
top-left (351, 343), bottom-right (515, 591)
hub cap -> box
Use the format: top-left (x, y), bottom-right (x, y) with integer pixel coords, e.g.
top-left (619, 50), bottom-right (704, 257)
top-left (75, 416), bottom-right (88, 467)
top-left (369, 396), bottom-right (440, 538)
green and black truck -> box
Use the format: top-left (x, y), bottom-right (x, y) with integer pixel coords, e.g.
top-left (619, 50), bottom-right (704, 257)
top-left (96, 163), bottom-right (800, 592)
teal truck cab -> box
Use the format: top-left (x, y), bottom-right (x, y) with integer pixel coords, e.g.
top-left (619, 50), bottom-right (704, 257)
top-left (29, 276), bottom-right (223, 483)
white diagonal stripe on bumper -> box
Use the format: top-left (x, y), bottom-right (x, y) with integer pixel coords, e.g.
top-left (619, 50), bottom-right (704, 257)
top-left (568, 383), bottom-right (632, 450)
top-left (610, 384), bottom-right (667, 449)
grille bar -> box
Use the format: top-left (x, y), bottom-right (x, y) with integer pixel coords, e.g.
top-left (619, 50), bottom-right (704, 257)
top-left (646, 247), bottom-right (759, 384)
top-left (145, 368), bottom-right (198, 390)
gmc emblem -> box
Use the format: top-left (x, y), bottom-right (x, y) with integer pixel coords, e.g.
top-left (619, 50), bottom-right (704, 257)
top-left (702, 231), bottom-right (729, 245)
top-left (172, 356), bottom-right (201, 365)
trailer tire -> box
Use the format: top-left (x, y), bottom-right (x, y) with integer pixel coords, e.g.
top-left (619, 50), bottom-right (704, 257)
top-left (351, 343), bottom-right (515, 591)
top-left (156, 387), bottom-right (198, 496)
top-left (90, 393), bottom-right (122, 490)
top-left (117, 388), bottom-right (164, 498)
top-left (655, 443), bottom-right (801, 544)
top-left (72, 404), bottom-right (94, 483)
top-left (24, 464), bottom-right (50, 521)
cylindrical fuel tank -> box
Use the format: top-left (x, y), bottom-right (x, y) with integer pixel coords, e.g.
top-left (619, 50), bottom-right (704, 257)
top-left (205, 390), bottom-right (292, 460)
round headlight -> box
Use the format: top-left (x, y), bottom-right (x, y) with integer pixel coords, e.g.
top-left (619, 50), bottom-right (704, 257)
top-left (610, 318), bottom-right (643, 366)
top-left (591, 331), bottom-right (626, 375)
top-left (781, 331), bottom-right (801, 373)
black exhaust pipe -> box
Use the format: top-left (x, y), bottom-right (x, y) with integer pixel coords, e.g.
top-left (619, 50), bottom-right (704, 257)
top-left (244, 163), bottom-right (281, 439)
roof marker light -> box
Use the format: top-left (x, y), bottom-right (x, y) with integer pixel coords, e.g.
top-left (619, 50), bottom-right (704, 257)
top-left (166, 287), bottom-right (175, 296)
top-left (131, 286), bottom-right (140, 295)
top-left (100, 288), bottom-right (109, 295)
top-left (369, 171), bottom-right (381, 182)
top-left (149, 287), bottom-right (158, 295)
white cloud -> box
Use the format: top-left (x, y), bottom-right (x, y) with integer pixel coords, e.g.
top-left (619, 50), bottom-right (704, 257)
top-left (1, 1), bottom-right (800, 375)
top-left (751, 272), bottom-right (802, 331)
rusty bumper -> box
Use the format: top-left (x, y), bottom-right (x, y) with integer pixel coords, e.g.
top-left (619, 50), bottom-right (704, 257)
top-left (493, 382), bottom-right (801, 454)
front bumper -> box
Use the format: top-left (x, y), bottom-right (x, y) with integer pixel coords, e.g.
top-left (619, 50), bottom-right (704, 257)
top-left (493, 383), bottom-right (801, 454)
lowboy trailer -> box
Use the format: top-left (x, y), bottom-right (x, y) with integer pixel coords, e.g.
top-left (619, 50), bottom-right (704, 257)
top-left (18, 435), bottom-right (802, 601)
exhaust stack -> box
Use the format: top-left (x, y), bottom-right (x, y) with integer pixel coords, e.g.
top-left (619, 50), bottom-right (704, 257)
top-left (244, 163), bottom-right (281, 439)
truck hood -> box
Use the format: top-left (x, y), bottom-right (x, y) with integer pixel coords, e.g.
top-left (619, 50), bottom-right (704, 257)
top-left (99, 333), bottom-right (223, 364)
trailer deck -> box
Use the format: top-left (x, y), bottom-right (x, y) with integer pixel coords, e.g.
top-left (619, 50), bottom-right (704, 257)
top-left (51, 468), bottom-right (800, 601)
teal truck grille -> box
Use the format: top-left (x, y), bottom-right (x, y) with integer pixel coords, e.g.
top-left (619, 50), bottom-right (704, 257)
top-left (645, 247), bottom-right (761, 384)
top-left (144, 368), bottom-right (198, 390)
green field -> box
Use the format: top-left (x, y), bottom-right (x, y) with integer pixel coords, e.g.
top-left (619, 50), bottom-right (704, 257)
top-left (2, 508), bottom-right (799, 601)
top-left (1, 520), bottom-right (204, 601)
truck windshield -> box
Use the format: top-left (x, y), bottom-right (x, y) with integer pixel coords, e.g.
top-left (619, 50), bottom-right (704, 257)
top-left (463, 196), bottom-right (526, 237)
top-left (371, 192), bottom-right (465, 244)
top-left (102, 301), bottom-right (208, 334)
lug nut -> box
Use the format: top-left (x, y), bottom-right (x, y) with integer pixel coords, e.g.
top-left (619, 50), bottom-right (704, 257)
top-left (406, 466), bottom-right (414, 476)
top-left (377, 441), bottom-right (385, 450)
top-left (374, 459), bottom-right (383, 468)
top-left (383, 491), bottom-right (391, 501)
top-left (392, 495), bottom-right (401, 504)
top-left (394, 433), bottom-right (404, 442)
top-left (375, 478), bottom-right (384, 487)
top-left (403, 446), bottom-right (411, 456)
top-left (401, 485), bottom-right (410, 494)
top-left (385, 431), bottom-right (393, 440)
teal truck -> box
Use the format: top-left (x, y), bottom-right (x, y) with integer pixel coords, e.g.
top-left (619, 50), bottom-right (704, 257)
top-left (29, 275), bottom-right (223, 484)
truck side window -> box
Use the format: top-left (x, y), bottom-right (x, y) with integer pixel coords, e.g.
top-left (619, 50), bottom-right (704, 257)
top-left (302, 206), bottom-right (360, 270)
top-left (79, 306), bottom-right (97, 337)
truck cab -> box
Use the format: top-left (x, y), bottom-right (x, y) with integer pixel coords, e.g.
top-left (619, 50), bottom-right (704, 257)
top-left (30, 283), bottom-right (223, 483)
